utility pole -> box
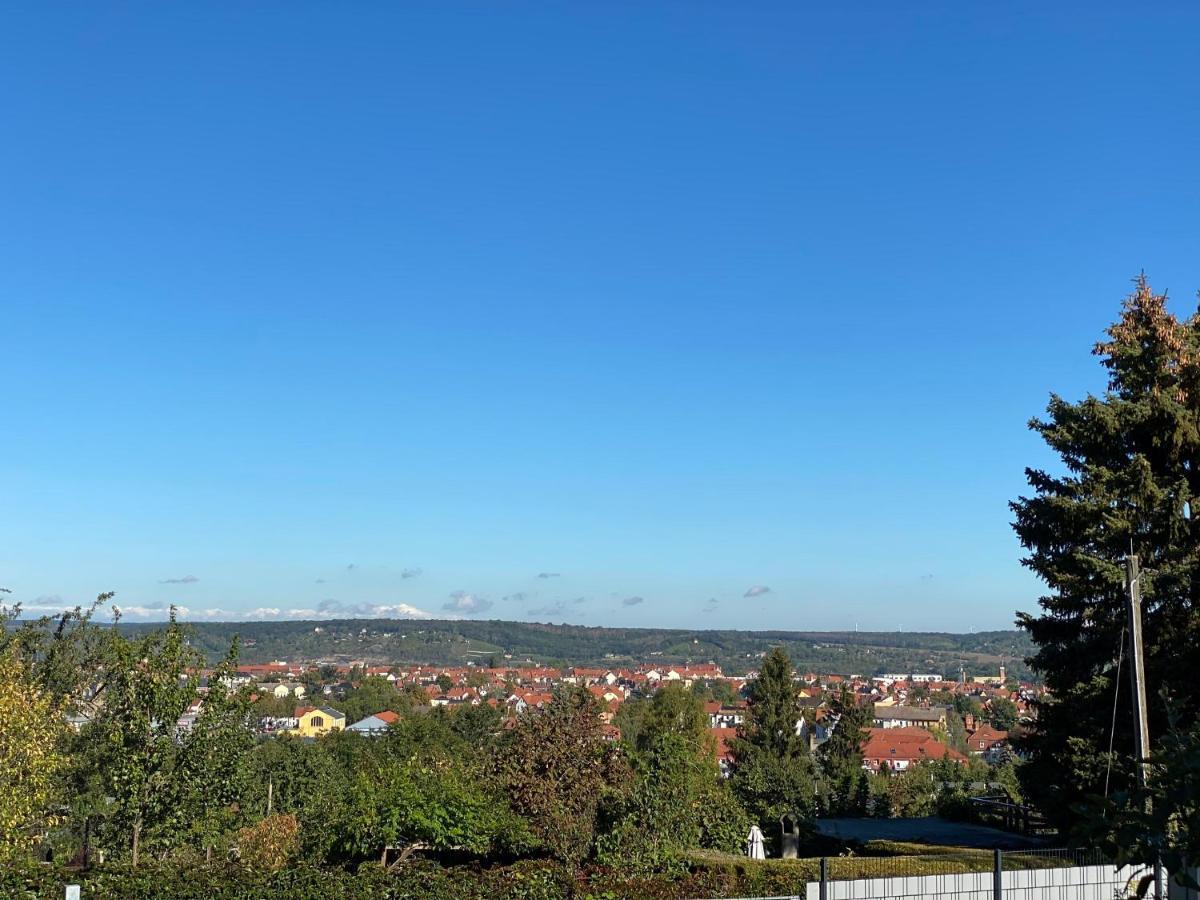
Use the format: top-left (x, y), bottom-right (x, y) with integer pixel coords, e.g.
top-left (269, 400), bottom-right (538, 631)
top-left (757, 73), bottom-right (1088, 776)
top-left (1124, 555), bottom-right (1164, 899)
top-left (1125, 556), bottom-right (1151, 784)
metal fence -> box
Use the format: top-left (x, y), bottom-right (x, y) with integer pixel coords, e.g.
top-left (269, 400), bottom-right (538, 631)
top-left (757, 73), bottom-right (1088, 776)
top-left (808, 847), bottom-right (1148, 900)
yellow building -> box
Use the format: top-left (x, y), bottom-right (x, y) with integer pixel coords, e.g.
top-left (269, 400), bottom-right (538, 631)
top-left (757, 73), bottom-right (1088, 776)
top-left (295, 705), bottom-right (346, 737)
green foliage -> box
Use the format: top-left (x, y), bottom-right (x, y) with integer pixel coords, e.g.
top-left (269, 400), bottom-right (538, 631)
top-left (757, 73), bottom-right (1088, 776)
top-left (449, 702), bottom-right (503, 748)
top-left (339, 676), bottom-right (402, 723)
top-left (82, 613), bottom-right (255, 865)
top-left (729, 648), bottom-right (815, 841)
top-left (738, 648), bottom-right (808, 760)
top-left (636, 683), bottom-right (709, 755)
top-left (816, 690), bottom-right (871, 815)
top-left (1012, 275), bottom-right (1200, 834)
top-left (0, 647), bottom-right (67, 857)
top-left (612, 694), bottom-right (648, 748)
top-left (493, 686), bottom-right (630, 864)
top-left (597, 683), bottom-right (742, 872)
top-left (987, 697), bottom-right (1018, 731)
top-left (343, 754), bottom-right (531, 860)
top-left (1080, 713), bottom-right (1200, 889)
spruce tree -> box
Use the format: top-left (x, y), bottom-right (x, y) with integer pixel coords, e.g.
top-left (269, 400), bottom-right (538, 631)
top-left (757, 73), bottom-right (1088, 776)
top-left (729, 647), bottom-right (816, 836)
top-left (1011, 274), bottom-right (1200, 832)
top-left (818, 688), bottom-right (871, 814)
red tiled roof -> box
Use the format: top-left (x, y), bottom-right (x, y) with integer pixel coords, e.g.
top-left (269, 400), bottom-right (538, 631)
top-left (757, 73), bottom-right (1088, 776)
top-left (860, 727), bottom-right (967, 767)
top-left (711, 727), bottom-right (739, 762)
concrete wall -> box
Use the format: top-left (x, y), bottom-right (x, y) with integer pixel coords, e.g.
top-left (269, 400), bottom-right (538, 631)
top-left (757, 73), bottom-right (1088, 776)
top-left (804, 863), bottom-right (1141, 899)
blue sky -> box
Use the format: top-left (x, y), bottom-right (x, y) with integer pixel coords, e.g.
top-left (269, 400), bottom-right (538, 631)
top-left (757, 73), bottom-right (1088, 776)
top-left (3, 3), bottom-right (1199, 631)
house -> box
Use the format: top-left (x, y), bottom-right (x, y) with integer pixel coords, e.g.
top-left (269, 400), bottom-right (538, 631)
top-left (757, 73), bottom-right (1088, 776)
top-left (967, 724), bottom-right (1010, 762)
top-left (347, 710), bottom-right (399, 736)
top-left (706, 701), bottom-right (746, 730)
top-left (711, 727), bottom-right (739, 777)
top-left (294, 706), bottom-right (346, 737)
top-left (872, 705), bottom-right (949, 730)
top-left (860, 726), bottom-right (967, 774)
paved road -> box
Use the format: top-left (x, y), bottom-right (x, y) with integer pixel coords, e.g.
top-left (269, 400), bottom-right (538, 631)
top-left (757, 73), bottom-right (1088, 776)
top-left (815, 816), bottom-right (1046, 850)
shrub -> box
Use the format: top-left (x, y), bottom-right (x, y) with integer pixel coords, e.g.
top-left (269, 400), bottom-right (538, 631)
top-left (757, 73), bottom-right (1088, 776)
top-left (236, 814), bottom-right (300, 873)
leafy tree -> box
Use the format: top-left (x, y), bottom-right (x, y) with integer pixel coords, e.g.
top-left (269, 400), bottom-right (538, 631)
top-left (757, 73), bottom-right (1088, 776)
top-left (636, 683), bottom-right (709, 755)
top-left (0, 592), bottom-right (119, 709)
top-left (0, 648), bottom-right (68, 858)
top-left (1081, 713), bottom-right (1200, 891)
top-left (886, 761), bottom-right (939, 817)
top-left (596, 733), bottom-right (726, 871)
top-left (448, 702), bottom-right (502, 749)
top-left (174, 649), bottom-right (256, 855)
top-left (240, 735), bottom-right (351, 862)
top-left (235, 814), bottom-right (300, 872)
top-left (1011, 275), bottom-right (1200, 832)
top-left (690, 678), bottom-right (739, 705)
top-left (953, 694), bottom-right (984, 720)
top-left (945, 709), bottom-right (969, 754)
top-left (598, 685), bottom-right (744, 870)
top-left (343, 754), bottom-right (529, 862)
top-left (729, 648), bottom-right (816, 842)
top-left (612, 695), bottom-right (649, 748)
top-left (493, 686), bottom-right (629, 863)
top-left (987, 697), bottom-right (1018, 731)
top-left (435, 673), bottom-right (453, 693)
top-left (340, 676), bottom-right (400, 723)
top-left (83, 614), bottom-right (252, 865)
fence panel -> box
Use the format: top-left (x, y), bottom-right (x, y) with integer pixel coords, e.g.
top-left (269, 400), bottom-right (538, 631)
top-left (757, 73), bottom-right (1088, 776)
top-left (798, 847), bottom-right (1144, 900)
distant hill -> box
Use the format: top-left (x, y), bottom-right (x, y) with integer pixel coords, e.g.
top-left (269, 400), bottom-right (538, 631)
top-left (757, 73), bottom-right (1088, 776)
top-left (117, 618), bottom-right (1036, 681)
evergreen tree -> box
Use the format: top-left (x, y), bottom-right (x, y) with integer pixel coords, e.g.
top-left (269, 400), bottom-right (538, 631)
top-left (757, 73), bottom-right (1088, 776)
top-left (730, 647), bottom-right (816, 839)
top-left (1011, 275), bottom-right (1200, 832)
top-left (817, 689), bottom-right (871, 814)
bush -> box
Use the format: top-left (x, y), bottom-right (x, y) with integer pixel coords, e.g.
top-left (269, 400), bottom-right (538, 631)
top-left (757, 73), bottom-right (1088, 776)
top-left (235, 814), bottom-right (300, 872)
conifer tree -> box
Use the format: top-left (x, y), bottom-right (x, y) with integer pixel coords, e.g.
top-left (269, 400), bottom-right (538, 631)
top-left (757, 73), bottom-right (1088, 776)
top-left (729, 647), bottom-right (816, 836)
top-left (1012, 274), bottom-right (1200, 831)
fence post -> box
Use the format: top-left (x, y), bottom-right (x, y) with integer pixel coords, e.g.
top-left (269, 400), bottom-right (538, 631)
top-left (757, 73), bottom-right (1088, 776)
top-left (820, 856), bottom-right (828, 900)
top-left (993, 848), bottom-right (1003, 900)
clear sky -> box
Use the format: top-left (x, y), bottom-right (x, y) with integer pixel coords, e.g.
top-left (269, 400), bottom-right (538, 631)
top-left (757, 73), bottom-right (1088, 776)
top-left (4, 3), bottom-right (1199, 631)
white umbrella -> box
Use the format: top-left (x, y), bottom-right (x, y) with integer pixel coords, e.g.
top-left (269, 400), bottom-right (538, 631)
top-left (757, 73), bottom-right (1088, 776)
top-left (746, 824), bottom-right (765, 859)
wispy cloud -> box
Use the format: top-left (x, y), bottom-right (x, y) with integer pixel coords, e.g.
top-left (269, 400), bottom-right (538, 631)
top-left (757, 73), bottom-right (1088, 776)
top-left (502, 592), bottom-right (528, 603)
top-left (443, 591), bottom-right (493, 616)
top-left (537, 572), bottom-right (561, 579)
top-left (744, 585), bottom-right (771, 598)
top-left (703, 597), bottom-right (719, 613)
top-left (622, 595), bottom-right (644, 607)
top-left (345, 563), bottom-right (357, 571)
top-left (571, 596), bottom-right (586, 605)
top-left (159, 575), bottom-right (198, 585)
top-left (6, 596), bottom-right (436, 623)
top-left (401, 567), bottom-right (423, 579)
top-left (315, 578), bottom-right (326, 584)
top-left (528, 601), bottom-right (568, 618)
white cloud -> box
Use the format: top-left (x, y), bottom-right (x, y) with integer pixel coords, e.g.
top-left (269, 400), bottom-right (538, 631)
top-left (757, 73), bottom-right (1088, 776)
top-left (2, 599), bottom-right (436, 623)
top-left (443, 591), bottom-right (493, 616)
top-left (370, 603), bottom-right (434, 619)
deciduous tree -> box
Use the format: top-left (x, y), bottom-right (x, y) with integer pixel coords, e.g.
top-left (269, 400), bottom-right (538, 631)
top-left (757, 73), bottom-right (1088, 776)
top-left (0, 648), bottom-right (67, 857)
